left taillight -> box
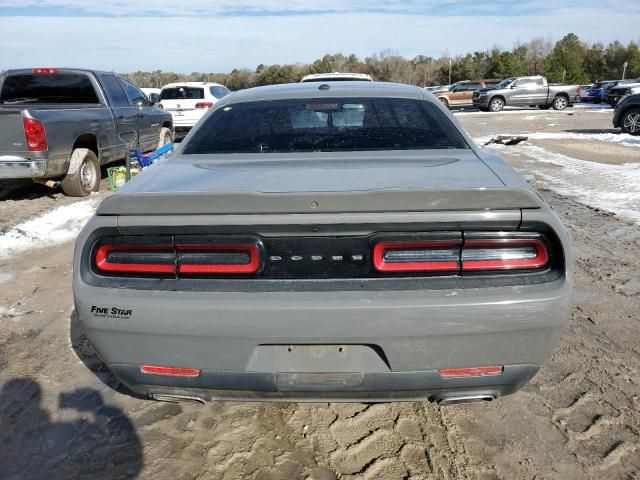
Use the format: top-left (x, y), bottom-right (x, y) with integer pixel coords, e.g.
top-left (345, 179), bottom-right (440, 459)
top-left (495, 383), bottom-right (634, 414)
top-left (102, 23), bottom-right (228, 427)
top-left (94, 244), bottom-right (175, 275)
top-left (372, 233), bottom-right (550, 274)
top-left (93, 240), bottom-right (261, 277)
top-left (23, 117), bottom-right (48, 152)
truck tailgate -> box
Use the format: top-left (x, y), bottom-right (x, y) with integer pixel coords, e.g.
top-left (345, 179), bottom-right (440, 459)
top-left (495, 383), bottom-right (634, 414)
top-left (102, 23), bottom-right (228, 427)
top-left (0, 108), bottom-right (27, 155)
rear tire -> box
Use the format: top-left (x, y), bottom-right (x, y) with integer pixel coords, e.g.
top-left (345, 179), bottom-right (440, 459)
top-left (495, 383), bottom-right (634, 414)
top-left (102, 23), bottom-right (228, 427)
top-left (489, 97), bottom-right (504, 112)
top-left (552, 96), bottom-right (568, 110)
top-left (157, 127), bottom-right (173, 149)
top-left (438, 97), bottom-right (449, 108)
top-left (61, 148), bottom-right (100, 197)
top-left (621, 109), bottom-right (640, 135)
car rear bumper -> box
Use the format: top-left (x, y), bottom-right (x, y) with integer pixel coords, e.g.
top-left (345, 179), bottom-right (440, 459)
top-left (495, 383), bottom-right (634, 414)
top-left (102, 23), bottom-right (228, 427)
top-left (74, 275), bottom-right (572, 401)
top-left (111, 363), bottom-right (539, 403)
top-left (0, 156), bottom-right (47, 179)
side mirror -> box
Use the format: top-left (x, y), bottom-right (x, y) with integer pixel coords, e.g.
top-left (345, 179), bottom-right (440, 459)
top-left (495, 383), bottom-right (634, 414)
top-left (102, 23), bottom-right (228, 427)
top-left (148, 93), bottom-right (161, 104)
top-left (134, 97), bottom-right (147, 108)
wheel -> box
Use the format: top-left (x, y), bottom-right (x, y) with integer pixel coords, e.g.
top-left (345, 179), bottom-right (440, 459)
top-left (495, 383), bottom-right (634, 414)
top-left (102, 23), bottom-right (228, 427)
top-left (438, 97), bottom-right (449, 108)
top-left (621, 109), bottom-right (640, 135)
top-left (489, 97), bottom-right (504, 112)
top-left (552, 96), bottom-right (568, 110)
top-left (157, 127), bottom-right (173, 149)
top-left (61, 148), bottom-right (100, 197)
top-left (538, 105), bottom-right (551, 110)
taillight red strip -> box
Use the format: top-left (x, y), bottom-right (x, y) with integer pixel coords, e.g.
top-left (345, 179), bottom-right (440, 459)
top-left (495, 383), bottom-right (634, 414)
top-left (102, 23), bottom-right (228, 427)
top-left (462, 239), bottom-right (548, 271)
top-left (439, 365), bottom-right (503, 377)
top-left (373, 241), bottom-right (460, 272)
top-left (23, 117), bottom-right (48, 152)
top-left (177, 244), bottom-right (260, 274)
top-left (140, 365), bottom-right (201, 377)
top-left (95, 245), bottom-right (175, 274)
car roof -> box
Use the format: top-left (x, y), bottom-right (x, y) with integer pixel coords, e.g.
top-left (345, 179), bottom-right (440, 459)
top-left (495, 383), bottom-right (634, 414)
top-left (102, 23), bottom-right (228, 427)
top-left (161, 82), bottom-right (226, 88)
top-left (224, 81), bottom-right (425, 104)
top-left (4, 67), bottom-right (113, 76)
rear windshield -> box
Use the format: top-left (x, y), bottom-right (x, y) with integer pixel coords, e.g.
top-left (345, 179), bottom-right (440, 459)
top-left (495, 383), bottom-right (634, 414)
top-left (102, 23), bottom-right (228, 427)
top-left (183, 97), bottom-right (469, 154)
top-left (161, 87), bottom-right (204, 100)
top-left (0, 73), bottom-right (99, 104)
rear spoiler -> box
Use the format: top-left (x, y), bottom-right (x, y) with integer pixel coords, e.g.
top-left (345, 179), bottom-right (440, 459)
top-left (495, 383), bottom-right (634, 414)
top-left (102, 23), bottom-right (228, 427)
top-left (97, 188), bottom-right (544, 216)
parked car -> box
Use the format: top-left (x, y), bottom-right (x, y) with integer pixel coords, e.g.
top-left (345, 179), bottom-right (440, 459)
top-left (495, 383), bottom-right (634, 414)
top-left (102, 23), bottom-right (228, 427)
top-left (585, 80), bottom-right (620, 103)
top-left (578, 85), bottom-right (593, 102)
top-left (74, 81), bottom-right (572, 404)
top-left (301, 72), bottom-right (374, 82)
top-left (604, 81), bottom-right (640, 107)
top-left (472, 76), bottom-right (580, 112)
top-left (613, 92), bottom-right (640, 135)
top-left (435, 79), bottom-right (500, 108)
top-left (0, 68), bottom-right (173, 196)
top-left (160, 82), bottom-right (230, 136)
top-left (426, 85), bottom-right (450, 93)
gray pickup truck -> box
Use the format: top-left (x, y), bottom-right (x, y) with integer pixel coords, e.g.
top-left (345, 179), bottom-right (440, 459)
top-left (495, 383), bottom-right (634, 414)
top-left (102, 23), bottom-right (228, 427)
top-left (0, 68), bottom-right (173, 196)
top-left (472, 75), bottom-right (580, 112)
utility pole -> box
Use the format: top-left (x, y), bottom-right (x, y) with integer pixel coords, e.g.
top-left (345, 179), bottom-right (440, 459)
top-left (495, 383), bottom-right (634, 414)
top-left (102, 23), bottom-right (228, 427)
top-left (622, 61), bottom-right (628, 80)
top-left (448, 58), bottom-right (452, 85)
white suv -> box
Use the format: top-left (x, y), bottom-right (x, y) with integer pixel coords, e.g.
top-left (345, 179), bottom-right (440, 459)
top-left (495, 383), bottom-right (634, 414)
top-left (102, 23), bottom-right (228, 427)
top-left (159, 82), bottom-right (230, 136)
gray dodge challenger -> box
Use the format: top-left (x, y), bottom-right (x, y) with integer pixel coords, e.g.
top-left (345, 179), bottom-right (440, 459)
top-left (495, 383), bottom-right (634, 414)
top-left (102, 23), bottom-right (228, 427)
top-left (73, 81), bottom-right (572, 405)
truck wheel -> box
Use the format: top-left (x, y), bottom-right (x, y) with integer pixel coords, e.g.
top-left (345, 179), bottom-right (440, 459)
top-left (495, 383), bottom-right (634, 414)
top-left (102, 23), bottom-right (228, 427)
top-left (552, 96), bottom-right (568, 110)
top-left (489, 97), bottom-right (504, 112)
top-left (157, 127), bottom-right (173, 149)
top-left (621, 109), bottom-right (640, 135)
top-left (439, 97), bottom-right (449, 108)
top-left (61, 148), bottom-right (100, 197)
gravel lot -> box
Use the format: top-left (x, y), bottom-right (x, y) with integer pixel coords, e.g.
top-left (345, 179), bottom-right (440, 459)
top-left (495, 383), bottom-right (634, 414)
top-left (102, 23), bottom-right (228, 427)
top-left (1, 104), bottom-right (639, 480)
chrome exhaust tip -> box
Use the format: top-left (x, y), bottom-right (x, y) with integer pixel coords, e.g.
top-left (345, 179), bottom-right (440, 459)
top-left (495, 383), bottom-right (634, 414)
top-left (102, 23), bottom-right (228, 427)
top-left (151, 393), bottom-right (207, 405)
top-left (436, 394), bottom-right (495, 406)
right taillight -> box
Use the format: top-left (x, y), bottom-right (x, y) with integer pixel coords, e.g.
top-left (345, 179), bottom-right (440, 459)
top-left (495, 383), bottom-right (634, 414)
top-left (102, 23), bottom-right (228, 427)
top-left (461, 236), bottom-right (549, 272)
top-left (373, 240), bottom-right (461, 273)
top-left (23, 117), bottom-right (48, 151)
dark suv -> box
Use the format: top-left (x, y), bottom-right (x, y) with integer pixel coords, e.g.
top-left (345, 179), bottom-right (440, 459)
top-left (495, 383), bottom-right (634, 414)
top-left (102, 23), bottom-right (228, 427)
top-left (613, 93), bottom-right (640, 135)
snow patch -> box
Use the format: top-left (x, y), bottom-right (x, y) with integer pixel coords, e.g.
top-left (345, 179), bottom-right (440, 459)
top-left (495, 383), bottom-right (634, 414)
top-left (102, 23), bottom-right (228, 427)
top-left (474, 132), bottom-right (640, 148)
top-left (0, 200), bottom-right (98, 259)
top-left (0, 271), bottom-right (15, 285)
top-left (492, 143), bottom-right (640, 222)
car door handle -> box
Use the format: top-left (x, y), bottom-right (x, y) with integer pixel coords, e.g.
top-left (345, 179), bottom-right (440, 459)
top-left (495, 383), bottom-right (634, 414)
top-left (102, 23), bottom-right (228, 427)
top-left (116, 114), bottom-right (125, 119)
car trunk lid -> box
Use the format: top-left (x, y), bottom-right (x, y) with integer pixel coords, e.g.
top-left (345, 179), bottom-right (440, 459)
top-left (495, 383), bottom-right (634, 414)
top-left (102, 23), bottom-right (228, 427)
top-left (97, 150), bottom-right (543, 215)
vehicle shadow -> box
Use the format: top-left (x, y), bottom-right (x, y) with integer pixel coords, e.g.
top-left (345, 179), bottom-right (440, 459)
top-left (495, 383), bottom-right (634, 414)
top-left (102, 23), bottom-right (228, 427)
top-left (562, 128), bottom-right (622, 135)
top-left (0, 163), bottom-right (117, 201)
top-left (0, 377), bottom-right (143, 479)
top-left (69, 309), bottom-right (145, 400)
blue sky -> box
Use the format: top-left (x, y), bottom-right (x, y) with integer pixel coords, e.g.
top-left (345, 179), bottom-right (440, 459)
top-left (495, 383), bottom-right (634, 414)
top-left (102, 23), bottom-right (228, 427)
top-left (1, 1), bottom-right (639, 72)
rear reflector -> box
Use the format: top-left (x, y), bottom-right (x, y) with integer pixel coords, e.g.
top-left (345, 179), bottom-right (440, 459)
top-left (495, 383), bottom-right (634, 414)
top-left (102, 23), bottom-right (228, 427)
top-left (23, 117), bottom-right (48, 152)
top-left (177, 244), bottom-right (260, 274)
top-left (461, 238), bottom-right (548, 271)
top-left (439, 366), bottom-right (503, 378)
top-left (373, 240), bottom-right (460, 272)
top-left (140, 365), bottom-right (201, 377)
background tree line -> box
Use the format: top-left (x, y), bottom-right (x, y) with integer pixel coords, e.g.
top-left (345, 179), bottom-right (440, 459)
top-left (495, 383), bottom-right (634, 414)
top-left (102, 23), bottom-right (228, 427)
top-left (2, 33), bottom-right (638, 89)
top-left (109, 33), bottom-right (640, 89)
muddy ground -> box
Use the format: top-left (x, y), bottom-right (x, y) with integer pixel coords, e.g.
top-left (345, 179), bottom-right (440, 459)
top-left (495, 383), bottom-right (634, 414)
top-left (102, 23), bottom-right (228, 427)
top-left (1, 104), bottom-right (639, 479)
